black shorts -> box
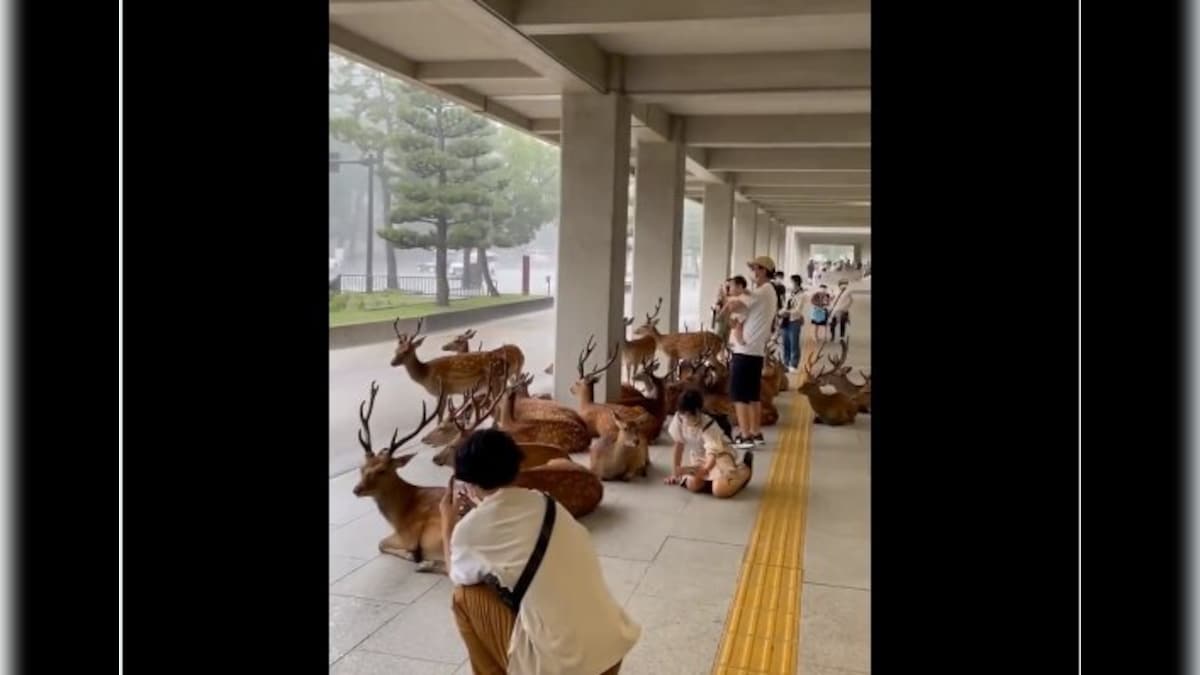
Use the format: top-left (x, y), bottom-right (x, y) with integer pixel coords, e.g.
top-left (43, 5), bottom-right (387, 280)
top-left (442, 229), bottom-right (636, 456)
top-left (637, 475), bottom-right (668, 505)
top-left (831, 313), bottom-right (849, 325)
top-left (729, 353), bottom-right (764, 403)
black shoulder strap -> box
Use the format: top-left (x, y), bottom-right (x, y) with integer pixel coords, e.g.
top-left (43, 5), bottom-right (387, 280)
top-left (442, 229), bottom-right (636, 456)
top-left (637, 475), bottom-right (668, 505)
top-left (509, 493), bottom-right (557, 610)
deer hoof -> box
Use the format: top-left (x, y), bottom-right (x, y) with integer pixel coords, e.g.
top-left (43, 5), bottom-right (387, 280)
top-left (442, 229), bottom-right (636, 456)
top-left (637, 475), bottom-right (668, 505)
top-left (417, 560), bottom-right (447, 574)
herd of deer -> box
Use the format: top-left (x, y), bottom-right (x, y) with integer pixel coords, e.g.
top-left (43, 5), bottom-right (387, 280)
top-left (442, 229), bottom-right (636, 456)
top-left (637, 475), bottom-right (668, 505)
top-left (352, 301), bottom-right (870, 569)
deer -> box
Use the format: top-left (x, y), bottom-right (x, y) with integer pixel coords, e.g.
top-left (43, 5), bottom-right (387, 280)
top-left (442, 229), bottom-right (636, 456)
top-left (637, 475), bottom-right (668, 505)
top-left (621, 309), bottom-right (659, 384)
top-left (351, 381), bottom-right (451, 571)
top-left (626, 355), bottom-right (668, 441)
top-left (390, 318), bottom-right (524, 418)
top-left (632, 297), bottom-right (726, 373)
top-left (424, 379), bottom-right (572, 471)
top-left (569, 335), bottom-right (657, 444)
top-left (434, 326), bottom-right (525, 375)
top-left (419, 378), bottom-right (604, 517)
top-left (809, 340), bottom-right (871, 414)
top-left (440, 329), bottom-right (481, 354)
top-left (797, 347), bottom-right (859, 426)
top-left (589, 410), bottom-right (650, 481)
top-left (494, 372), bottom-right (593, 454)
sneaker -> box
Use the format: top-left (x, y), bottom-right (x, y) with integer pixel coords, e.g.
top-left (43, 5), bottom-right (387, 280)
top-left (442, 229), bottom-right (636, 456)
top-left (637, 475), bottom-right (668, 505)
top-left (752, 433), bottom-right (766, 446)
top-left (733, 436), bottom-right (755, 449)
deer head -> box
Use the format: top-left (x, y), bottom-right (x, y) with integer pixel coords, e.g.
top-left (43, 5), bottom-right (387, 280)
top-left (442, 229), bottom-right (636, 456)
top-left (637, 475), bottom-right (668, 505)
top-left (632, 355), bottom-right (662, 395)
top-left (390, 317), bottom-right (427, 367)
top-left (353, 381), bottom-right (439, 497)
top-left (609, 409), bottom-right (648, 448)
top-left (440, 329), bottom-right (478, 354)
top-left (570, 334), bottom-right (620, 398)
top-left (631, 297), bottom-right (663, 338)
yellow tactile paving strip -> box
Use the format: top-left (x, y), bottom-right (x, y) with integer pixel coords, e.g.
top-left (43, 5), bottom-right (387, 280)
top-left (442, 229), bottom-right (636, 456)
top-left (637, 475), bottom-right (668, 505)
top-left (711, 383), bottom-right (813, 675)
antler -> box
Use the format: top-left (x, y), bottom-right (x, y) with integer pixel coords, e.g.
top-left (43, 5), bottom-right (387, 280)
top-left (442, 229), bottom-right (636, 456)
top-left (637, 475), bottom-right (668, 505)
top-left (826, 339), bottom-right (849, 371)
top-left (803, 345), bottom-right (833, 379)
top-left (645, 297), bottom-right (663, 324)
top-left (623, 316), bottom-right (635, 327)
top-left (358, 381), bottom-right (442, 457)
top-left (462, 329), bottom-right (477, 340)
top-left (578, 334), bottom-right (620, 381)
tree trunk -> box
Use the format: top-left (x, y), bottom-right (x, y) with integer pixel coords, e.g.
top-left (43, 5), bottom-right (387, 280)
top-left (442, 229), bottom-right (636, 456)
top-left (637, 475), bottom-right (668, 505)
top-left (479, 246), bottom-right (499, 296)
top-left (461, 248), bottom-right (474, 289)
top-left (382, 178), bottom-right (398, 289)
top-left (435, 220), bottom-right (450, 306)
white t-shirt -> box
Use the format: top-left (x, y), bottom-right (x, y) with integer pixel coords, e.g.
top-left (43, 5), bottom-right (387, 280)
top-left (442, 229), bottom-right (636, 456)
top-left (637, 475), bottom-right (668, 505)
top-left (667, 413), bottom-right (739, 481)
top-left (450, 487), bottom-right (641, 674)
top-left (730, 282), bottom-right (778, 357)
top-left (831, 287), bottom-right (853, 314)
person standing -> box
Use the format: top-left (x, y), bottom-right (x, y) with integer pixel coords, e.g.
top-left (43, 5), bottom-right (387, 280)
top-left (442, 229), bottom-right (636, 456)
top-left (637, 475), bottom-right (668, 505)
top-left (718, 256), bottom-right (779, 449)
top-left (809, 284), bottom-right (831, 342)
top-left (444, 429), bottom-right (640, 675)
top-left (806, 258), bottom-right (816, 282)
top-left (782, 275), bottom-right (806, 371)
top-left (829, 278), bottom-right (853, 342)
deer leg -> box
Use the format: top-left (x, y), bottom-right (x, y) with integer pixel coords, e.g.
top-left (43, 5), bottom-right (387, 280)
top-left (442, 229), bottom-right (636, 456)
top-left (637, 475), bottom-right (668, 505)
top-left (415, 560), bottom-right (445, 574)
top-left (379, 533), bottom-right (418, 560)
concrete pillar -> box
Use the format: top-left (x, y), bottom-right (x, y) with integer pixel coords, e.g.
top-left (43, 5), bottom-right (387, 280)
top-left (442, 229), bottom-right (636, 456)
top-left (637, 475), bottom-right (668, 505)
top-left (554, 92), bottom-right (631, 403)
top-left (860, 242), bottom-right (871, 263)
top-left (773, 223), bottom-right (785, 271)
top-left (699, 182), bottom-right (734, 326)
top-left (732, 201), bottom-right (757, 274)
top-left (631, 121), bottom-right (685, 335)
top-left (852, 243), bottom-right (862, 264)
top-left (754, 211), bottom-right (771, 257)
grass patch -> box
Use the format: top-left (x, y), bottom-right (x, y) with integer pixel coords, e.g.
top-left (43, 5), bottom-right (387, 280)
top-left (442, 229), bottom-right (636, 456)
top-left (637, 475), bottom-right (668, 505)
top-left (329, 291), bottom-right (538, 327)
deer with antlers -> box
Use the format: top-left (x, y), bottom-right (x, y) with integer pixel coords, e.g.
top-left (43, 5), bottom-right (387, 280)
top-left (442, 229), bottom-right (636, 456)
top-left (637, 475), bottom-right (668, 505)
top-left (809, 340), bottom-right (871, 413)
top-left (797, 346), bottom-right (859, 426)
top-left (570, 335), bottom-right (657, 444)
top-left (390, 318), bottom-right (525, 418)
top-left (352, 381), bottom-right (452, 571)
top-left (632, 297), bottom-right (726, 372)
top-left (419, 375), bottom-right (605, 517)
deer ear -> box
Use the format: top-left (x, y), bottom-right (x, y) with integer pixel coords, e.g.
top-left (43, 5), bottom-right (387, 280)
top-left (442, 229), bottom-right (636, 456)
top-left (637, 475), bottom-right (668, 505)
top-left (391, 453), bottom-right (416, 467)
top-left (411, 336), bottom-right (426, 349)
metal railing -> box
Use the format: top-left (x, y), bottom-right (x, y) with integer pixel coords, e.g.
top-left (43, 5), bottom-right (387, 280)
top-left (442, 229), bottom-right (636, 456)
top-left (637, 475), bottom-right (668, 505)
top-left (332, 274), bottom-right (490, 298)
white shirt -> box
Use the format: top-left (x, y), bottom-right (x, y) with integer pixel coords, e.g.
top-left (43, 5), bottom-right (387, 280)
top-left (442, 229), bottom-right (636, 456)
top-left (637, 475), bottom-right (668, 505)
top-left (831, 287), bottom-right (853, 314)
top-left (668, 413), bottom-right (738, 481)
top-left (450, 488), bottom-right (641, 674)
top-left (785, 290), bottom-right (807, 321)
top-left (730, 281), bottom-right (777, 357)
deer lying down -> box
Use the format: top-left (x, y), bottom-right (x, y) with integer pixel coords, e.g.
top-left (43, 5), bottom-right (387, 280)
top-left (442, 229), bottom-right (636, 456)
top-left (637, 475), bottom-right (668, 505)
top-left (589, 410), bottom-right (651, 481)
top-left (421, 381), bottom-right (604, 518)
top-left (570, 335), bottom-right (661, 444)
top-left (797, 349), bottom-right (858, 426)
top-left (352, 382), bottom-right (450, 572)
top-left (810, 340), bottom-right (871, 413)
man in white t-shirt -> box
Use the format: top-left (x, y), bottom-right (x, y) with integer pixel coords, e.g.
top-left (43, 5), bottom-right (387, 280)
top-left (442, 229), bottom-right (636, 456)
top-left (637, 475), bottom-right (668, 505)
top-left (444, 429), bottom-right (640, 674)
top-left (717, 256), bottom-right (779, 449)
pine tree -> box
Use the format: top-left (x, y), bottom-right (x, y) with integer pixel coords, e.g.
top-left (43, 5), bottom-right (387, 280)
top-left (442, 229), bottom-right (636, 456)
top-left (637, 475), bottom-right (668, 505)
top-left (381, 90), bottom-right (497, 306)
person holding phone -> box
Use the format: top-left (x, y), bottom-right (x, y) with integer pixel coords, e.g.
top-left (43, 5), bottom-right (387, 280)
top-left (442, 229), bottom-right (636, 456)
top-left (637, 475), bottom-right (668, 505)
top-left (442, 429), bottom-right (640, 675)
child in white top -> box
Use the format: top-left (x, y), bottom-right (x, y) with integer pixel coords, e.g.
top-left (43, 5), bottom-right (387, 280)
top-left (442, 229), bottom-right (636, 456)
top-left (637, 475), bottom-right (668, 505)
top-left (664, 389), bottom-right (753, 498)
top-left (726, 276), bottom-right (751, 347)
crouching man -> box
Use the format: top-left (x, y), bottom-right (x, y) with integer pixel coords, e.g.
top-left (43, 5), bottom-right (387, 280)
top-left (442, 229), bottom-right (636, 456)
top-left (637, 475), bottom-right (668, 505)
top-left (441, 429), bottom-right (641, 674)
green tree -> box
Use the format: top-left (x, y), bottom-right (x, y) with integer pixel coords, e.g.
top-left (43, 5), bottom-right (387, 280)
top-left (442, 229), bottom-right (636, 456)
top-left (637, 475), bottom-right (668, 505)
top-left (380, 90), bottom-right (497, 306)
top-left (329, 54), bottom-right (405, 289)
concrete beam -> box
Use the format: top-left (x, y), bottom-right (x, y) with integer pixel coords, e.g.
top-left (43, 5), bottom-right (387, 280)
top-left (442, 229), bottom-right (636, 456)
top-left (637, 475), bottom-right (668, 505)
top-left (731, 171), bottom-right (871, 188)
top-left (708, 148), bottom-right (871, 172)
top-left (332, 26), bottom-right (538, 133)
top-left (741, 186), bottom-right (870, 199)
top-left (685, 114), bottom-right (870, 148)
top-left (416, 60), bottom-right (541, 83)
top-left (629, 102), bottom-right (673, 143)
top-left (531, 118), bottom-right (561, 133)
top-left (438, 0), bottom-right (610, 93)
top-left (684, 147), bottom-right (723, 184)
top-left (330, 0), bottom-right (425, 18)
top-left (624, 51), bottom-right (869, 94)
top-left (515, 0), bottom-right (869, 34)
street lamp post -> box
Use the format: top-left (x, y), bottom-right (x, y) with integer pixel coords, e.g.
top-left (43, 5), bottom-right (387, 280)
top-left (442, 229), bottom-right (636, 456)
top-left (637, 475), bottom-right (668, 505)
top-left (330, 152), bottom-right (379, 292)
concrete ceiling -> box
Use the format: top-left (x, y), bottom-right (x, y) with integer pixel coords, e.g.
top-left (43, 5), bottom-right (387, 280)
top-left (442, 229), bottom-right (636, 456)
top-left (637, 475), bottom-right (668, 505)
top-left (330, 0), bottom-right (871, 230)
